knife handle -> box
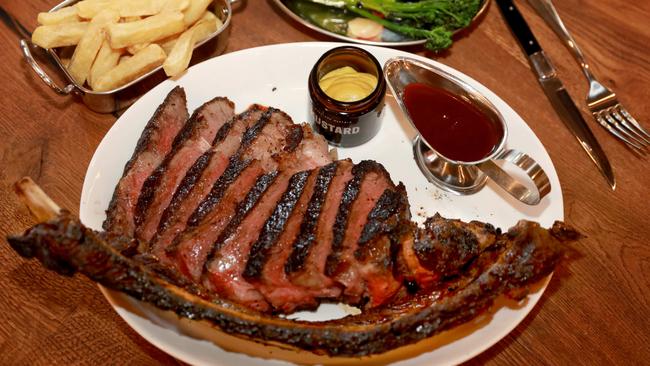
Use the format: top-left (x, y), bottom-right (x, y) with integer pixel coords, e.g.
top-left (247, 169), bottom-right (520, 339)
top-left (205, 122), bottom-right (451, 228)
top-left (496, 0), bottom-right (542, 56)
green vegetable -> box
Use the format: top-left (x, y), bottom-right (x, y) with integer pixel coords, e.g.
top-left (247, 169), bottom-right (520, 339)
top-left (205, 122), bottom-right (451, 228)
top-left (303, 0), bottom-right (482, 51)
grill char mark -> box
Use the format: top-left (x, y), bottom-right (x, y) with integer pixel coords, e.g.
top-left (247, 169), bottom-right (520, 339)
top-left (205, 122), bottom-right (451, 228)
top-left (169, 160), bottom-right (264, 281)
top-left (168, 109), bottom-right (299, 281)
top-left (150, 107), bottom-right (265, 260)
top-left (354, 184), bottom-right (410, 308)
top-left (187, 108), bottom-right (276, 226)
top-left (248, 169), bottom-right (321, 313)
top-left (284, 162), bottom-right (338, 273)
top-left (206, 171), bottom-right (279, 262)
top-left (133, 97), bottom-right (235, 242)
top-left (286, 160), bottom-right (353, 298)
top-left (103, 86), bottom-right (188, 236)
top-left (325, 161), bottom-right (396, 303)
top-left (200, 128), bottom-right (331, 311)
top-left (244, 170), bottom-right (311, 279)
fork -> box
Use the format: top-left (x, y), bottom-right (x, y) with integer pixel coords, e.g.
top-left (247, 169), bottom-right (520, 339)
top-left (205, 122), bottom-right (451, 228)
top-left (527, 0), bottom-right (650, 152)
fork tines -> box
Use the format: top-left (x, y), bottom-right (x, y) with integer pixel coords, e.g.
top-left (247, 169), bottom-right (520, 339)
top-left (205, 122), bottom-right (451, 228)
top-left (593, 104), bottom-right (649, 152)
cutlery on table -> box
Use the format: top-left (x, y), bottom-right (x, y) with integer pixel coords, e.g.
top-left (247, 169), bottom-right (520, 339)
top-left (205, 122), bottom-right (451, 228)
top-left (528, 0), bottom-right (649, 152)
top-left (495, 0), bottom-right (616, 189)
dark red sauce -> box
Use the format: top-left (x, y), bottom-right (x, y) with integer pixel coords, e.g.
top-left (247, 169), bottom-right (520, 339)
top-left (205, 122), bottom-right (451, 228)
top-left (403, 83), bottom-right (503, 162)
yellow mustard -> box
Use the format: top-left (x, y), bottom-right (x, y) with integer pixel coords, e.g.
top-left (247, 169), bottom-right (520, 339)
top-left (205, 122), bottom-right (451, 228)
top-left (318, 66), bottom-right (378, 102)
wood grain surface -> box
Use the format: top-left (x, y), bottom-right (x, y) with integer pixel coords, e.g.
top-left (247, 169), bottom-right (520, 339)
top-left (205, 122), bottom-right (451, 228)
top-left (1, 0), bottom-right (648, 365)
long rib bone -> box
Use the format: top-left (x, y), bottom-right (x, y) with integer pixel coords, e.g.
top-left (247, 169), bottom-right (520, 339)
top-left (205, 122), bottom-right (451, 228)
top-left (15, 177), bottom-right (61, 221)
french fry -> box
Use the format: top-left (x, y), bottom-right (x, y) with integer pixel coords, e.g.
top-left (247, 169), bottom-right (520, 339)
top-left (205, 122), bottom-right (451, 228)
top-left (162, 27), bottom-right (194, 77)
top-left (37, 6), bottom-right (80, 25)
top-left (182, 0), bottom-right (212, 27)
top-left (94, 44), bottom-right (166, 91)
top-left (119, 55), bottom-right (132, 64)
top-left (163, 0), bottom-right (190, 12)
top-left (127, 43), bottom-right (150, 54)
top-left (108, 11), bottom-right (185, 48)
top-left (162, 11), bottom-right (219, 76)
top-left (193, 11), bottom-right (221, 43)
top-left (68, 10), bottom-right (120, 85)
top-left (158, 33), bottom-right (179, 55)
top-left (89, 39), bottom-right (122, 89)
top-left (122, 16), bottom-right (142, 23)
top-left (32, 22), bottom-right (89, 49)
top-left (159, 11), bottom-right (219, 55)
top-left (77, 0), bottom-right (172, 19)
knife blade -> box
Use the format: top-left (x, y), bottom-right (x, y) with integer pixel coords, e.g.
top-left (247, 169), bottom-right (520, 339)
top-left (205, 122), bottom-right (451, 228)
top-left (495, 0), bottom-right (615, 190)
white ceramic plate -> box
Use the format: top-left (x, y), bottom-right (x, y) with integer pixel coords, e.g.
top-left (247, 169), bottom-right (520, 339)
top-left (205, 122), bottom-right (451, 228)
top-left (80, 42), bottom-right (563, 366)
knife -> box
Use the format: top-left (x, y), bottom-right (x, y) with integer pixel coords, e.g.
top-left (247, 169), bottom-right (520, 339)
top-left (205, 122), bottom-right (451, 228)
top-left (495, 0), bottom-right (616, 190)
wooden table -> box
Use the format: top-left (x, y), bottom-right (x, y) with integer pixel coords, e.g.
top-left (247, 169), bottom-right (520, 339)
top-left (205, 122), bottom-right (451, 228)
top-left (1, 0), bottom-right (648, 364)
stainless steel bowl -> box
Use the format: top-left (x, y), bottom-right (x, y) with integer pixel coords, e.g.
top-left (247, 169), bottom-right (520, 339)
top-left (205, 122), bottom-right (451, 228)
top-left (21, 0), bottom-right (235, 113)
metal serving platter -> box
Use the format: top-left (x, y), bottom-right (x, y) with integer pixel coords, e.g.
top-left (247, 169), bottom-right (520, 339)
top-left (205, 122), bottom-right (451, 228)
top-left (272, 0), bottom-right (490, 48)
top-left (20, 0), bottom-right (235, 113)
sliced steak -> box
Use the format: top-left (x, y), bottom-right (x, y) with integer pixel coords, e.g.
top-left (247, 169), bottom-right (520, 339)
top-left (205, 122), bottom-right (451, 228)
top-left (150, 106), bottom-right (266, 261)
top-left (354, 184), bottom-right (410, 308)
top-left (187, 108), bottom-right (296, 226)
top-left (286, 160), bottom-right (354, 299)
top-left (134, 97), bottom-right (235, 243)
top-left (244, 169), bottom-right (320, 313)
top-left (325, 161), bottom-right (396, 304)
top-left (168, 108), bottom-right (298, 282)
top-left (103, 86), bottom-right (188, 236)
top-left (202, 129), bottom-right (331, 311)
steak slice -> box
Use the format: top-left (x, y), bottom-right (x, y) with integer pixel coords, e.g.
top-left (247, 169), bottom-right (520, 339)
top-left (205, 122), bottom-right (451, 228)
top-left (244, 169), bottom-right (320, 313)
top-left (134, 97), bottom-right (235, 243)
top-left (202, 128), bottom-right (331, 311)
top-left (325, 161), bottom-right (397, 304)
top-left (103, 86), bottom-right (188, 236)
top-left (168, 108), bottom-right (298, 282)
top-left (286, 160), bottom-right (354, 299)
top-left (353, 183), bottom-right (410, 308)
top-left (150, 106), bottom-right (265, 261)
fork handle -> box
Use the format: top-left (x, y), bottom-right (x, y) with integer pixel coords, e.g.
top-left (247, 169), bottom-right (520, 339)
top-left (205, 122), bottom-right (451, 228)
top-left (527, 0), bottom-right (596, 81)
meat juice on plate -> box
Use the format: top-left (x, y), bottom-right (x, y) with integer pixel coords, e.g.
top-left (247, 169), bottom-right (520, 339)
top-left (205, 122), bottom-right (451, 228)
top-left (402, 82), bottom-right (503, 162)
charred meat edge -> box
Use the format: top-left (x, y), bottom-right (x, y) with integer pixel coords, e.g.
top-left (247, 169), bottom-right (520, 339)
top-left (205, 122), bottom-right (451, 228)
top-left (103, 86), bottom-right (188, 235)
top-left (187, 108), bottom-right (278, 227)
top-left (155, 105), bottom-right (266, 238)
top-left (244, 170), bottom-right (311, 279)
top-left (133, 96), bottom-right (235, 229)
top-left (7, 213), bottom-right (574, 357)
top-left (284, 161), bottom-right (338, 274)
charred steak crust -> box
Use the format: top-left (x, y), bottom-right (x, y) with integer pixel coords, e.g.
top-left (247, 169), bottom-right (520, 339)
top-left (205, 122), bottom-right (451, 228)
top-left (205, 171), bottom-right (279, 262)
top-left (325, 160), bottom-right (388, 277)
top-left (284, 162), bottom-right (338, 274)
top-left (8, 213), bottom-right (575, 357)
top-left (244, 170), bottom-right (311, 279)
top-left (358, 183), bottom-right (410, 247)
top-left (184, 108), bottom-right (281, 227)
top-left (157, 150), bottom-right (212, 233)
top-left (155, 106), bottom-right (266, 240)
top-left (240, 108), bottom-right (275, 148)
top-left (284, 124), bottom-right (304, 152)
top-left (170, 96), bottom-right (235, 151)
top-left (123, 87), bottom-right (187, 179)
top-left (414, 214), bottom-right (499, 278)
top-left (133, 97), bottom-right (235, 229)
top-left (103, 86), bottom-right (188, 234)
